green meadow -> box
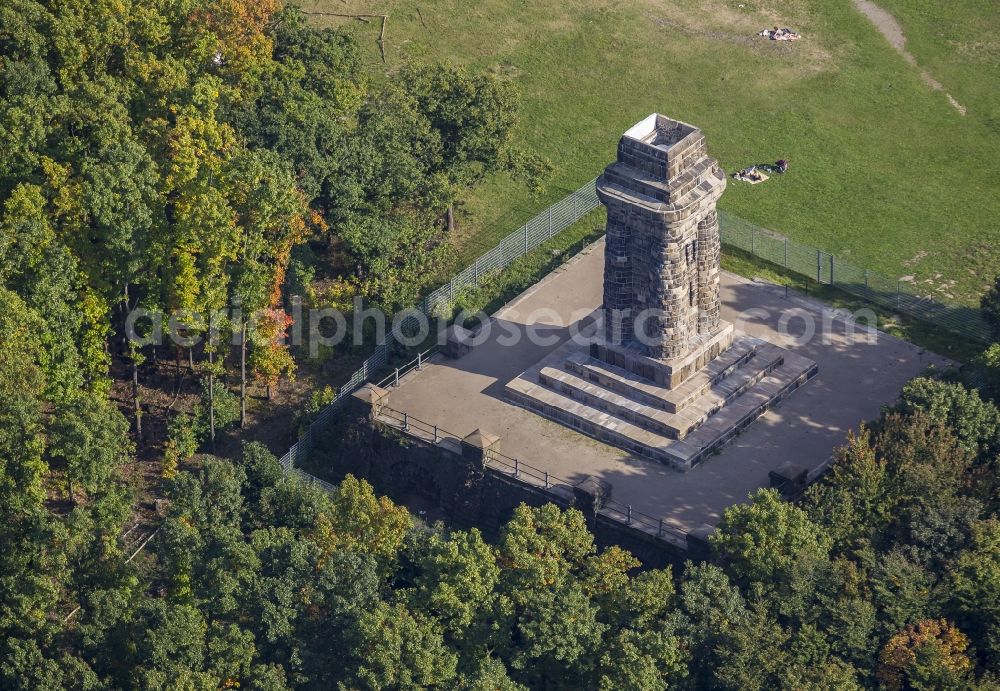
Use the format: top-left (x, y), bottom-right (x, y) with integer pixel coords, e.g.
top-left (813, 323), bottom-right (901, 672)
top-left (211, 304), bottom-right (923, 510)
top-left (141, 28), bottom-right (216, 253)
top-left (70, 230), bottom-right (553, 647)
top-left (301, 0), bottom-right (1000, 306)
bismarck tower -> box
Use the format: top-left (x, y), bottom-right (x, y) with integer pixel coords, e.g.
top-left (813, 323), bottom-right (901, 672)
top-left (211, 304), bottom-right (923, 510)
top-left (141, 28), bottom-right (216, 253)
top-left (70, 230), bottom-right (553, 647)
top-left (594, 113), bottom-right (733, 388)
top-left (506, 114), bottom-right (817, 470)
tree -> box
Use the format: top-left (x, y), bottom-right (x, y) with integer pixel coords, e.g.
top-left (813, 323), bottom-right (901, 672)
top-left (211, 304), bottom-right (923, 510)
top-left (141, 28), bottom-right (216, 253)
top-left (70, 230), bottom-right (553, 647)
top-left (250, 307), bottom-right (296, 401)
top-left (345, 602), bottom-right (458, 690)
top-left (163, 412), bottom-right (199, 479)
top-left (402, 527), bottom-right (499, 638)
top-left (238, 442), bottom-right (284, 506)
top-left (877, 619), bottom-right (973, 691)
top-left (596, 628), bottom-right (687, 690)
top-left (0, 287), bottom-right (47, 513)
top-left (398, 65), bottom-right (551, 232)
top-left (712, 487), bottom-right (832, 586)
top-left (678, 563), bottom-right (782, 690)
top-left (232, 5), bottom-right (364, 205)
top-left (128, 601), bottom-right (216, 689)
top-left (806, 427), bottom-right (893, 551)
top-left (895, 377), bottom-right (1000, 461)
top-left (949, 519), bottom-right (1000, 670)
top-left (227, 149), bottom-right (311, 423)
top-left (48, 396), bottom-right (131, 504)
top-left (316, 474), bottom-right (410, 571)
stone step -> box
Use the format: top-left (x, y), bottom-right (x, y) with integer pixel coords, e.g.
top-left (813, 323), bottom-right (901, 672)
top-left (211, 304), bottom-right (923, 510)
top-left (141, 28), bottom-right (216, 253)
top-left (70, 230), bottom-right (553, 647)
top-left (539, 367), bottom-right (683, 439)
top-left (505, 350), bottom-right (818, 471)
top-left (565, 337), bottom-right (763, 414)
top-left (505, 376), bottom-right (681, 465)
top-left (541, 345), bottom-right (785, 440)
top-left (668, 353), bottom-right (819, 465)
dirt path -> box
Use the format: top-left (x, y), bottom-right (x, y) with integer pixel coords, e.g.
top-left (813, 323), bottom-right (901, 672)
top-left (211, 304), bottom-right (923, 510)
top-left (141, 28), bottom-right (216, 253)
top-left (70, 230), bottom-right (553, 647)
top-left (851, 0), bottom-right (966, 114)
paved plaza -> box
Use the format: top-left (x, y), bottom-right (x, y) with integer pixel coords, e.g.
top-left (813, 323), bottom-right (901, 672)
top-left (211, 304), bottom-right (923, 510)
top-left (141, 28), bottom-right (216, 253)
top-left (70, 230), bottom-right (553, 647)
top-left (386, 239), bottom-right (950, 531)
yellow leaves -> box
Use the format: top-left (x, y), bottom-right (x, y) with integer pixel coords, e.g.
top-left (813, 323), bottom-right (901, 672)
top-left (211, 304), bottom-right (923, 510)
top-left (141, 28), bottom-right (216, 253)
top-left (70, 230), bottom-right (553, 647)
top-left (320, 475), bottom-right (410, 564)
top-left (162, 445), bottom-right (179, 480)
top-left (315, 277), bottom-right (360, 313)
top-left (189, 0), bottom-right (280, 76)
top-left (584, 545), bottom-right (640, 597)
top-left (39, 157), bottom-right (85, 234)
top-left (78, 288), bottom-right (113, 394)
top-left (878, 618), bottom-right (972, 690)
top-left (0, 183), bottom-right (55, 275)
top-left (169, 250), bottom-right (200, 312)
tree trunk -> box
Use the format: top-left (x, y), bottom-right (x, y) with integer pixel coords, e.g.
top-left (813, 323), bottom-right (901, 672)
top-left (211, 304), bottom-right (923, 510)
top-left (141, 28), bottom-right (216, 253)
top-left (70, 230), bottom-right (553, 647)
top-left (121, 291), bottom-right (142, 441)
top-left (266, 383), bottom-right (272, 401)
top-left (240, 324), bottom-right (247, 429)
top-left (132, 358), bottom-right (142, 441)
top-left (446, 204), bottom-right (455, 234)
top-left (175, 347), bottom-right (182, 392)
top-left (208, 348), bottom-right (216, 453)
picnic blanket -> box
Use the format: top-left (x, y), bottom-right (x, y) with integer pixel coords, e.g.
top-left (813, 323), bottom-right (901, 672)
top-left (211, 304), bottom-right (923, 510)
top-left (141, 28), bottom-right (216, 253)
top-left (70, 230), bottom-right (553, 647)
top-left (758, 27), bottom-right (801, 41)
top-left (732, 167), bottom-right (769, 184)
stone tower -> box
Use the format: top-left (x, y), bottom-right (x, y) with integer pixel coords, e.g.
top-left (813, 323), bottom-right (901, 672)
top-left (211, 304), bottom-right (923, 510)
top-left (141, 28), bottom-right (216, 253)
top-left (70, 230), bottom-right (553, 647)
top-left (594, 114), bottom-right (733, 387)
top-left (505, 114), bottom-right (817, 470)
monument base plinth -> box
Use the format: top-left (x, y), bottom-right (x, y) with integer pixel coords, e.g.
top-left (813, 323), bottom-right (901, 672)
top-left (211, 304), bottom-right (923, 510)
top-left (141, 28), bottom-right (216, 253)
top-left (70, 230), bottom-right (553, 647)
top-left (504, 316), bottom-right (817, 471)
top-left (590, 321), bottom-right (734, 389)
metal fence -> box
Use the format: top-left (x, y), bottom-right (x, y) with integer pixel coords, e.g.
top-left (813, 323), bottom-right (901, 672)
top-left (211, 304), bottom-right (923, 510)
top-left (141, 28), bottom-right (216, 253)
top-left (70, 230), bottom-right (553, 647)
top-left (718, 211), bottom-right (992, 343)
top-left (278, 179), bottom-right (603, 471)
top-left (376, 406), bottom-right (690, 549)
top-left (281, 174), bottom-right (990, 504)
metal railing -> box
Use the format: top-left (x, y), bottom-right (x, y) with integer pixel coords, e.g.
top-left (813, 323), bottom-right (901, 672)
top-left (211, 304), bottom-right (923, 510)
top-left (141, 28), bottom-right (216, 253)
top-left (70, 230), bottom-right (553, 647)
top-left (278, 178), bottom-right (602, 470)
top-left (280, 173), bottom-right (990, 494)
top-left (375, 347), bottom-right (438, 390)
top-left (376, 406), bottom-right (689, 548)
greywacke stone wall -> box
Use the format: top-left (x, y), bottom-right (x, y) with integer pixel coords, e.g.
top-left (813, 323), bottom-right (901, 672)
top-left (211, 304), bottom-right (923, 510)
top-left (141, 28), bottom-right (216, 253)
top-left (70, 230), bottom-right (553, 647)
top-left (596, 114), bottom-right (726, 360)
top-left (307, 394), bottom-right (693, 570)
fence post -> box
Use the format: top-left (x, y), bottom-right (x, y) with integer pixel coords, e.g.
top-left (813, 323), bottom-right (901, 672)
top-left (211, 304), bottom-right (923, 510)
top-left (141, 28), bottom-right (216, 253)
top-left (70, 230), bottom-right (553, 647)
top-left (432, 425), bottom-right (438, 442)
top-left (816, 250), bottom-right (821, 282)
top-left (657, 518), bottom-right (663, 538)
top-left (475, 257), bottom-right (480, 285)
top-left (524, 224), bottom-right (528, 254)
top-left (784, 238), bottom-right (788, 268)
top-left (544, 472), bottom-right (549, 488)
top-left (896, 280), bottom-right (901, 309)
top-left (417, 351), bottom-right (422, 370)
top-left (402, 412), bottom-right (408, 432)
top-left (394, 367), bottom-right (399, 387)
top-left (627, 505), bottom-right (632, 524)
top-left (750, 227), bottom-right (755, 256)
top-left (864, 269), bottom-right (869, 289)
top-left (829, 254), bottom-right (835, 286)
top-left (548, 207), bottom-right (553, 239)
top-left (514, 458), bottom-right (519, 478)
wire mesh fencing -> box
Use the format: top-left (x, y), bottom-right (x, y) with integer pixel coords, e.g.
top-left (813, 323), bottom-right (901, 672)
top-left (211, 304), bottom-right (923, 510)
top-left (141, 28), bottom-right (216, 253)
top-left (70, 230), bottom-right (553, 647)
top-left (718, 210), bottom-right (991, 343)
top-left (281, 178), bottom-right (990, 482)
top-left (279, 179), bottom-right (603, 471)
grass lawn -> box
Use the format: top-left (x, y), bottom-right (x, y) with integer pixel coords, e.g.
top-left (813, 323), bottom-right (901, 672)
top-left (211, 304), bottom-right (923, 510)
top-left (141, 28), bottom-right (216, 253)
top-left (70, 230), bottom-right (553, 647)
top-left (298, 0), bottom-right (1000, 307)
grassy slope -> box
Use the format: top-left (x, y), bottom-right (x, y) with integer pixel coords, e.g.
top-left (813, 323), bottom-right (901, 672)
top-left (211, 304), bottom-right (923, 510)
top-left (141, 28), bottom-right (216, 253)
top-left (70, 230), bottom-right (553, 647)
top-left (299, 0), bottom-right (1000, 305)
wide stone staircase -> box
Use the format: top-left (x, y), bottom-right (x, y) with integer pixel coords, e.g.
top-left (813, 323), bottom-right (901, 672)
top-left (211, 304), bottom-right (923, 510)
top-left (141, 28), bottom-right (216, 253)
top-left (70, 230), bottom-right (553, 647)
top-left (505, 336), bottom-right (817, 470)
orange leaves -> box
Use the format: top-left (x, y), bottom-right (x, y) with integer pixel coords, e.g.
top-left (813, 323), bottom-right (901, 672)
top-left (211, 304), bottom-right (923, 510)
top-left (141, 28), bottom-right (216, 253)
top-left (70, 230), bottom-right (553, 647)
top-left (249, 307), bottom-right (295, 392)
top-left (189, 0), bottom-right (280, 74)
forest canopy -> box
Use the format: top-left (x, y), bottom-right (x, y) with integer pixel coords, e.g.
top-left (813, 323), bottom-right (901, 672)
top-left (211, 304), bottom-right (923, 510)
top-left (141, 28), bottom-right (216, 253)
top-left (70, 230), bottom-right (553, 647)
top-left (4, 1), bottom-right (1000, 689)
